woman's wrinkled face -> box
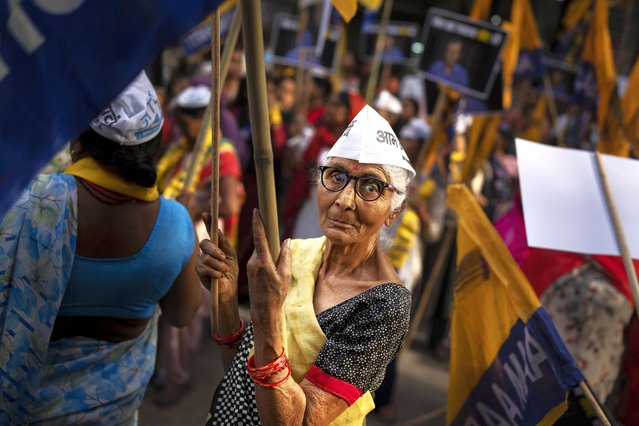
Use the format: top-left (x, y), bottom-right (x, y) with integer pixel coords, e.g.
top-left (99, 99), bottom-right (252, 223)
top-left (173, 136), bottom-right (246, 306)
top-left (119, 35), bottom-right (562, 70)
top-left (317, 157), bottom-right (397, 246)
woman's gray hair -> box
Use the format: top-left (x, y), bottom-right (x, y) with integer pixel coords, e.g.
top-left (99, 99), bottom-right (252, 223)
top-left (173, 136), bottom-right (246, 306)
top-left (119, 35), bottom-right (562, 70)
top-left (382, 164), bottom-right (410, 212)
top-left (380, 164), bottom-right (411, 250)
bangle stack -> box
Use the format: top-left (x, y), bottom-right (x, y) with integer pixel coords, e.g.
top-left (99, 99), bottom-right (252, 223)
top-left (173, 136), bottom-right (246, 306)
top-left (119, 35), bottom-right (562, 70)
top-left (247, 347), bottom-right (291, 387)
top-left (211, 320), bottom-right (246, 349)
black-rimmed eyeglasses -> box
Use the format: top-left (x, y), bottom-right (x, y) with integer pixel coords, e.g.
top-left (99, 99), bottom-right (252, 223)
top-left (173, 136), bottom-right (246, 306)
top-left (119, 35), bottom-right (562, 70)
top-left (318, 166), bottom-right (395, 201)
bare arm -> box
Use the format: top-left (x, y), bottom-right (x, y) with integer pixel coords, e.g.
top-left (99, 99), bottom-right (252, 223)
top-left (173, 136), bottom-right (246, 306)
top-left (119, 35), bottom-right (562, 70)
top-left (248, 210), bottom-right (349, 425)
top-left (160, 238), bottom-right (203, 327)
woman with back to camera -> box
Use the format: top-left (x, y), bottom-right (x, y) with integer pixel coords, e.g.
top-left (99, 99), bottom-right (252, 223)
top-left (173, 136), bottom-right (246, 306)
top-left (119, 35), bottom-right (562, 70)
top-left (197, 105), bottom-right (415, 425)
top-left (0, 72), bottom-right (202, 424)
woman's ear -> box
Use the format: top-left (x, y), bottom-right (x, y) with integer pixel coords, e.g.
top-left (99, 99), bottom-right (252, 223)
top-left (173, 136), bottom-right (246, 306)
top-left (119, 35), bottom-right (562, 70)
top-left (70, 139), bottom-right (85, 162)
top-left (384, 199), bottom-right (407, 227)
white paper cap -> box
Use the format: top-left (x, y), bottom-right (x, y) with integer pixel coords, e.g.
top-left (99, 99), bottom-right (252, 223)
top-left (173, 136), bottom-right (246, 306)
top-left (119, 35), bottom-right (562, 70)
top-left (327, 105), bottom-right (416, 177)
top-left (90, 71), bottom-right (163, 145)
top-left (374, 90), bottom-right (403, 115)
top-left (173, 85), bottom-right (211, 109)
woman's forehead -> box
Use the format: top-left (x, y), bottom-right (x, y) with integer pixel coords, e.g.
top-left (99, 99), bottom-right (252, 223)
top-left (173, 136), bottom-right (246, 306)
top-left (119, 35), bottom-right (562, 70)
top-left (326, 157), bottom-right (387, 177)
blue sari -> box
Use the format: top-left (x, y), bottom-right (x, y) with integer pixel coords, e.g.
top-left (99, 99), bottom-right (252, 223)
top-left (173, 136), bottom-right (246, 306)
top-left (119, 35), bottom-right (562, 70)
top-left (0, 174), bottom-right (157, 424)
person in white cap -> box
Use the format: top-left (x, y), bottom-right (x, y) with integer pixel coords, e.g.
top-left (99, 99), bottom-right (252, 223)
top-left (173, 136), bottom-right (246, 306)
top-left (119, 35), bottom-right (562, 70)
top-left (157, 85), bottom-right (243, 229)
top-left (197, 105), bottom-right (415, 425)
top-left (0, 71), bottom-right (203, 424)
top-left (374, 90), bottom-right (403, 133)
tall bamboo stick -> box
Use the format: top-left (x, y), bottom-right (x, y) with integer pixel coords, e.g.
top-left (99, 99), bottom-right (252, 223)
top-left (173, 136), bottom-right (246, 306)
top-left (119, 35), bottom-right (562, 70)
top-left (210, 9), bottom-right (222, 333)
top-left (220, 4), bottom-right (243, 89)
top-left (182, 6), bottom-right (243, 194)
top-left (415, 89), bottom-right (448, 174)
top-left (241, 0), bottom-right (281, 260)
top-left (365, 0), bottom-right (394, 104)
top-left (594, 152), bottom-right (639, 319)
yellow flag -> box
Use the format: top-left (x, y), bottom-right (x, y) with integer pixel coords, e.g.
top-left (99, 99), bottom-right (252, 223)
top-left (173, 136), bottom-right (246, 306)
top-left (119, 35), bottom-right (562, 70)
top-left (358, 0), bottom-right (383, 11)
top-left (562, 0), bottom-right (591, 31)
top-left (469, 0), bottom-right (492, 20)
top-left (461, 116), bottom-right (500, 182)
top-left (622, 58), bottom-right (639, 132)
top-left (581, 0), bottom-right (615, 130)
top-left (331, 0), bottom-right (357, 22)
top-left (622, 59), bottom-right (639, 151)
top-left (446, 184), bottom-right (584, 425)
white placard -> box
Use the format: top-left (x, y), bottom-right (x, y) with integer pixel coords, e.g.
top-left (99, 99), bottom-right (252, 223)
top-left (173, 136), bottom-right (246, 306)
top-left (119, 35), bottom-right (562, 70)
top-left (516, 139), bottom-right (639, 258)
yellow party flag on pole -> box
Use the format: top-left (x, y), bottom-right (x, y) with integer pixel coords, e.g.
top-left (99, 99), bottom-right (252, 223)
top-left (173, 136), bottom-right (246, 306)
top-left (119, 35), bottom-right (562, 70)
top-left (446, 184), bottom-right (586, 425)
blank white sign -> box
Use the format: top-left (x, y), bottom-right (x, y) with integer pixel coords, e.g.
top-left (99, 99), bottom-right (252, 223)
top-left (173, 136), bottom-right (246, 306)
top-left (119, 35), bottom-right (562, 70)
top-left (516, 139), bottom-right (639, 259)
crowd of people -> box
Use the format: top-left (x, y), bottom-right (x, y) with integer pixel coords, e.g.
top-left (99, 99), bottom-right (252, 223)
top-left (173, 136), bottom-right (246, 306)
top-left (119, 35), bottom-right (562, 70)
top-left (1, 15), bottom-right (638, 425)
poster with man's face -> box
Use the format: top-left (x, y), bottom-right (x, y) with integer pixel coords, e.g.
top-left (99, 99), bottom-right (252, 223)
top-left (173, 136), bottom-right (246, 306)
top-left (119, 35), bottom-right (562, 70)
top-left (359, 21), bottom-right (421, 65)
top-left (269, 13), bottom-right (340, 74)
top-left (418, 8), bottom-right (507, 100)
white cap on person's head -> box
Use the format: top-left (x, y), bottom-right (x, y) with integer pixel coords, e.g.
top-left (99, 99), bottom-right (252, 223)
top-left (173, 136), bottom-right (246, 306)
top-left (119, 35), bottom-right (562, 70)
top-left (172, 85), bottom-right (211, 109)
top-left (374, 90), bottom-right (403, 115)
top-left (90, 71), bottom-right (163, 146)
top-left (326, 105), bottom-right (416, 177)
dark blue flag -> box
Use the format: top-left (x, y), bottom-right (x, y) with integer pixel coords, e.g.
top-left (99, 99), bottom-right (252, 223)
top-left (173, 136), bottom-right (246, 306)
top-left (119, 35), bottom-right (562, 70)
top-left (0, 0), bottom-right (218, 217)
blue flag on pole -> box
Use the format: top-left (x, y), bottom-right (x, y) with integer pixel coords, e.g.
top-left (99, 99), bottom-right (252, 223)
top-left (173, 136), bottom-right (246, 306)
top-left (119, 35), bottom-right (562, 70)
top-left (0, 0), bottom-right (218, 218)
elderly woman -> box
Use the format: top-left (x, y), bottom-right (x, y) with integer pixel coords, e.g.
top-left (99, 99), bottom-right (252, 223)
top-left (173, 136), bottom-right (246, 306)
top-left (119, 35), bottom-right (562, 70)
top-left (197, 106), bottom-right (415, 424)
top-left (0, 72), bottom-right (202, 424)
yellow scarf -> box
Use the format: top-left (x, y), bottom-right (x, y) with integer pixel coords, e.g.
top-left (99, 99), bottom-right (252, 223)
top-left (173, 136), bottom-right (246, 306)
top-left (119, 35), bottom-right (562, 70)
top-left (65, 157), bottom-right (159, 201)
top-left (283, 237), bottom-right (375, 425)
top-left (156, 130), bottom-right (230, 200)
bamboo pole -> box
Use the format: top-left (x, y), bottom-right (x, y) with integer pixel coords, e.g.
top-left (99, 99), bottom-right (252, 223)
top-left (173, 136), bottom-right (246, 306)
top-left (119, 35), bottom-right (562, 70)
top-left (594, 152), bottom-right (639, 319)
top-left (578, 381), bottom-right (613, 426)
top-left (415, 89), bottom-right (449, 174)
top-left (182, 6), bottom-right (242, 193)
top-left (542, 72), bottom-right (559, 132)
top-left (220, 4), bottom-right (243, 87)
top-left (365, 0), bottom-right (394, 104)
top-left (402, 225), bottom-right (456, 353)
top-left (210, 9), bottom-right (222, 333)
top-left (241, 0), bottom-right (281, 260)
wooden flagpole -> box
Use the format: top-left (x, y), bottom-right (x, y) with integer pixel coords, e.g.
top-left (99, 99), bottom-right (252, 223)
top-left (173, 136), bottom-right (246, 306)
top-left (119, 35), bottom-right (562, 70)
top-left (402, 224), bottom-right (456, 353)
top-left (220, 4), bottom-right (242, 87)
top-left (578, 381), bottom-right (613, 426)
top-left (182, 6), bottom-right (242, 194)
top-left (365, 0), bottom-right (394, 104)
top-left (594, 152), bottom-right (639, 318)
top-left (210, 9), bottom-right (222, 333)
top-left (241, 0), bottom-right (281, 260)
top-left (415, 89), bottom-right (449, 174)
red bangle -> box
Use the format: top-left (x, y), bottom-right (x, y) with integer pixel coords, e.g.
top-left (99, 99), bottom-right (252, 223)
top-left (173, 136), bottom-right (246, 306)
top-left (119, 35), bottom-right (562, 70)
top-left (252, 363), bottom-right (291, 388)
top-left (247, 347), bottom-right (290, 386)
top-left (211, 320), bottom-right (246, 349)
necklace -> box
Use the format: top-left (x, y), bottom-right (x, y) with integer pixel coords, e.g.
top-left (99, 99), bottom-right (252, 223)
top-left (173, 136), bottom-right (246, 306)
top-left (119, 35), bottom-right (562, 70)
top-left (78, 177), bottom-right (138, 205)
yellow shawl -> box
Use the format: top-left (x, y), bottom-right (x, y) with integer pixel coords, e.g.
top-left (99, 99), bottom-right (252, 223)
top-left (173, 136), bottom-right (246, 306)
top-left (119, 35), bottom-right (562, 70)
top-left (65, 157), bottom-right (159, 201)
top-left (283, 237), bottom-right (375, 425)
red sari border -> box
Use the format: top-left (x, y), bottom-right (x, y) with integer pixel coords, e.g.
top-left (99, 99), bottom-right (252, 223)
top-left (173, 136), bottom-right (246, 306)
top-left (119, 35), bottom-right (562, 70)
top-left (305, 364), bottom-right (362, 406)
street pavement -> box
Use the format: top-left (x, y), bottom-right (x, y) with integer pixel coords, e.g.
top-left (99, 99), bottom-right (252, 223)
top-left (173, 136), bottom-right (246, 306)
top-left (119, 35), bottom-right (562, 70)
top-left (139, 324), bottom-right (449, 426)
